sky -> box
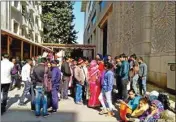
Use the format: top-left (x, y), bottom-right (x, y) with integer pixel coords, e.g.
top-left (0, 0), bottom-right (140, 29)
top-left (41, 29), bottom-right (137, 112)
top-left (73, 1), bottom-right (84, 44)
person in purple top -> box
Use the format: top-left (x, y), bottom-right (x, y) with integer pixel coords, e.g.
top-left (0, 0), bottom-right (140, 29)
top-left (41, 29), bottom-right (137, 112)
top-left (10, 57), bottom-right (21, 90)
top-left (50, 60), bottom-right (61, 113)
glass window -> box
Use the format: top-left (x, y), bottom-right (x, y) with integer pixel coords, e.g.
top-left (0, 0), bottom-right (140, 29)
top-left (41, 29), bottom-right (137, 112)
top-left (87, 25), bottom-right (90, 33)
top-left (14, 22), bottom-right (18, 33)
top-left (21, 28), bottom-right (25, 36)
top-left (100, 1), bottom-right (106, 11)
top-left (170, 64), bottom-right (176, 71)
top-left (91, 12), bottom-right (96, 25)
top-left (14, 1), bottom-right (18, 8)
top-left (88, 1), bottom-right (92, 12)
top-left (88, 39), bottom-right (90, 44)
top-left (22, 5), bottom-right (26, 16)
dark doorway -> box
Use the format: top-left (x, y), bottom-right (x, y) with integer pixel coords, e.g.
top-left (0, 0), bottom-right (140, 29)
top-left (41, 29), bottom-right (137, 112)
top-left (23, 42), bottom-right (30, 59)
top-left (71, 48), bottom-right (83, 59)
top-left (10, 39), bottom-right (21, 58)
top-left (102, 21), bottom-right (108, 56)
top-left (1, 35), bottom-right (7, 54)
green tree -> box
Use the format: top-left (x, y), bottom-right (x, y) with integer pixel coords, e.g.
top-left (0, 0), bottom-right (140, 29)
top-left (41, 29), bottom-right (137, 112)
top-left (41, 1), bottom-right (78, 44)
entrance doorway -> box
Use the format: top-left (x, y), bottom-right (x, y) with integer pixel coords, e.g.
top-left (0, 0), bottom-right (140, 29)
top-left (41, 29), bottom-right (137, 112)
top-left (102, 21), bottom-right (107, 56)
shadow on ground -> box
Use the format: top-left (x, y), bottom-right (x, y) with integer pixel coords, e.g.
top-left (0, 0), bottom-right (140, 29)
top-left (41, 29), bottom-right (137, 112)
top-left (1, 109), bottom-right (77, 122)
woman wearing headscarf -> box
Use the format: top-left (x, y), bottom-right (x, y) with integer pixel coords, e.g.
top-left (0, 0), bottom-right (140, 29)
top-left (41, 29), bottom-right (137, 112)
top-left (88, 60), bottom-right (101, 107)
top-left (139, 100), bottom-right (164, 122)
top-left (96, 53), bottom-right (104, 75)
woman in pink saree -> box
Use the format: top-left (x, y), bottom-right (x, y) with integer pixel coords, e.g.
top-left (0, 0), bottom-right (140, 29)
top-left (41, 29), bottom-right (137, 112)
top-left (88, 60), bottom-right (101, 107)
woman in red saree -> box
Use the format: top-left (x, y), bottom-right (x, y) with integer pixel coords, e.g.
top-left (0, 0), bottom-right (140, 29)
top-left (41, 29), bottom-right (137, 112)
top-left (88, 60), bottom-right (101, 107)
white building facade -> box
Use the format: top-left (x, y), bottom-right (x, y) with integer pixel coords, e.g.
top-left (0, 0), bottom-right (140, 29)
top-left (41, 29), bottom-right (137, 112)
top-left (1, 1), bottom-right (43, 43)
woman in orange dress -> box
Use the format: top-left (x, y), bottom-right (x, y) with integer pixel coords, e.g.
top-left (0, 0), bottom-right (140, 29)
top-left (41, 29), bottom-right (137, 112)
top-left (88, 60), bottom-right (101, 107)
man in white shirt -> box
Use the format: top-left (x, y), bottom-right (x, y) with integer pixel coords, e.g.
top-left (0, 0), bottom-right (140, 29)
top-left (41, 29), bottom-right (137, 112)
top-left (19, 59), bottom-right (33, 106)
top-left (42, 50), bottom-right (48, 58)
top-left (1, 54), bottom-right (14, 114)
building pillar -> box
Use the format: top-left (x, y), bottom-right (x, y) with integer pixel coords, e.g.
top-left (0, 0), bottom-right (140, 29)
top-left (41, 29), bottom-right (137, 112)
top-left (21, 41), bottom-right (23, 60)
top-left (34, 45), bottom-right (36, 56)
top-left (7, 35), bottom-right (10, 55)
top-left (139, 2), bottom-right (152, 56)
top-left (30, 44), bottom-right (32, 58)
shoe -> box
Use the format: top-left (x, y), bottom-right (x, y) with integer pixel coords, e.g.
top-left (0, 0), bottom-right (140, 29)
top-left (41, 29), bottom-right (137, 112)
top-left (99, 109), bottom-right (108, 115)
top-left (48, 109), bottom-right (57, 113)
top-left (43, 113), bottom-right (50, 117)
top-left (76, 102), bottom-right (83, 105)
top-left (52, 110), bottom-right (57, 113)
top-left (1, 107), bottom-right (6, 115)
top-left (107, 111), bottom-right (115, 117)
top-left (18, 102), bottom-right (26, 106)
top-left (35, 114), bottom-right (40, 117)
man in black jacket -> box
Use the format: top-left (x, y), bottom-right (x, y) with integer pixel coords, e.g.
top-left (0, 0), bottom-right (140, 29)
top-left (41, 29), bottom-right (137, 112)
top-left (31, 57), bottom-right (49, 117)
top-left (61, 57), bottom-right (71, 100)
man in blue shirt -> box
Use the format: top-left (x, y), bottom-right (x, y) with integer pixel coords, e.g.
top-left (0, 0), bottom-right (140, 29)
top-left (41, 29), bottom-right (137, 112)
top-left (119, 54), bottom-right (130, 101)
top-left (138, 57), bottom-right (148, 95)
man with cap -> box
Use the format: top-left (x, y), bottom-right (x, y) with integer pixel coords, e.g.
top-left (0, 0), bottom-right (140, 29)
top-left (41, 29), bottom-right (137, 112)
top-left (50, 60), bottom-right (61, 112)
top-left (74, 58), bottom-right (85, 105)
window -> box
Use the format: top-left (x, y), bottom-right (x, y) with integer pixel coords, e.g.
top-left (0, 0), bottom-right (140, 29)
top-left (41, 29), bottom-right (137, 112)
top-left (35, 34), bottom-right (38, 43)
top-left (170, 64), bottom-right (176, 71)
top-left (35, 17), bottom-right (39, 28)
top-left (100, 1), bottom-right (106, 11)
top-left (88, 39), bottom-right (90, 44)
top-left (88, 1), bottom-right (92, 12)
top-left (22, 5), bottom-right (26, 16)
top-left (14, 1), bottom-right (18, 8)
top-left (21, 28), bottom-right (25, 36)
top-left (93, 30), bottom-right (96, 42)
top-left (91, 12), bottom-right (96, 25)
top-left (13, 22), bottom-right (18, 33)
top-left (90, 35), bottom-right (92, 44)
top-left (87, 25), bottom-right (90, 33)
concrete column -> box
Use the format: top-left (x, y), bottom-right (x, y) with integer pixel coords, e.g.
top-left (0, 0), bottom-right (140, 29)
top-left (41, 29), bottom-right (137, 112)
top-left (21, 41), bottom-right (23, 60)
top-left (141, 2), bottom-right (152, 55)
top-left (7, 35), bottom-right (10, 55)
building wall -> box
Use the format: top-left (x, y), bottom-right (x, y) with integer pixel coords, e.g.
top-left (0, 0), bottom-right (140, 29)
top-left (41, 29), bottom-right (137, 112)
top-left (82, 1), bottom-right (175, 88)
top-left (1, 1), bottom-right (43, 43)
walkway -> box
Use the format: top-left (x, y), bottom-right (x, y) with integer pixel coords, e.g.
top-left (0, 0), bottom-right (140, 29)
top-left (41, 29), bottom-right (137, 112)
top-left (2, 87), bottom-right (118, 122)
top-left (2, 83), bottom-right (175, 122)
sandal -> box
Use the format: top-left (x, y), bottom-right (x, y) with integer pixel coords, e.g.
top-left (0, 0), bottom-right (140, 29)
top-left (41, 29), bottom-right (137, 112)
top-left (99, 109), bottom-right (108, 115)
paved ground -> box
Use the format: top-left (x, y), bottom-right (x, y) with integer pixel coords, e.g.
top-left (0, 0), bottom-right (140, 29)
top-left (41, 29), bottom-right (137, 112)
top-left (1, 83), bottom-right (175, 122)
top-left (2, 87), bottom-right (119, 122)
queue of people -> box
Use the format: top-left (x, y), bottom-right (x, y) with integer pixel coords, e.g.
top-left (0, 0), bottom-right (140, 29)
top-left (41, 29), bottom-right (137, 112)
top-left (1, 52), bottom-right (175, 122)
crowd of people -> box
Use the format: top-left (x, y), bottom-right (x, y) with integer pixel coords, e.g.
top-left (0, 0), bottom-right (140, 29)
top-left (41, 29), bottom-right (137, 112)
top-left (1, 52), bottom-right (175, 121)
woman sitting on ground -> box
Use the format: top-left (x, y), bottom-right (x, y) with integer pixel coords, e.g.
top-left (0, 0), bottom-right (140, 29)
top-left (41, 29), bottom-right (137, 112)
top-left (126, 97), bottom-right (149, 121)
top-left (139, 100), bottom-right (164, 122)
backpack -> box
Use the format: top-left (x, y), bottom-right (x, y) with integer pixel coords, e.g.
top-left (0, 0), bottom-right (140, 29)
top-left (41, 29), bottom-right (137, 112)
top-left (43, 67), bottom-right (52, 92)
top-left (158, 92), bottom-right (170, 110)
